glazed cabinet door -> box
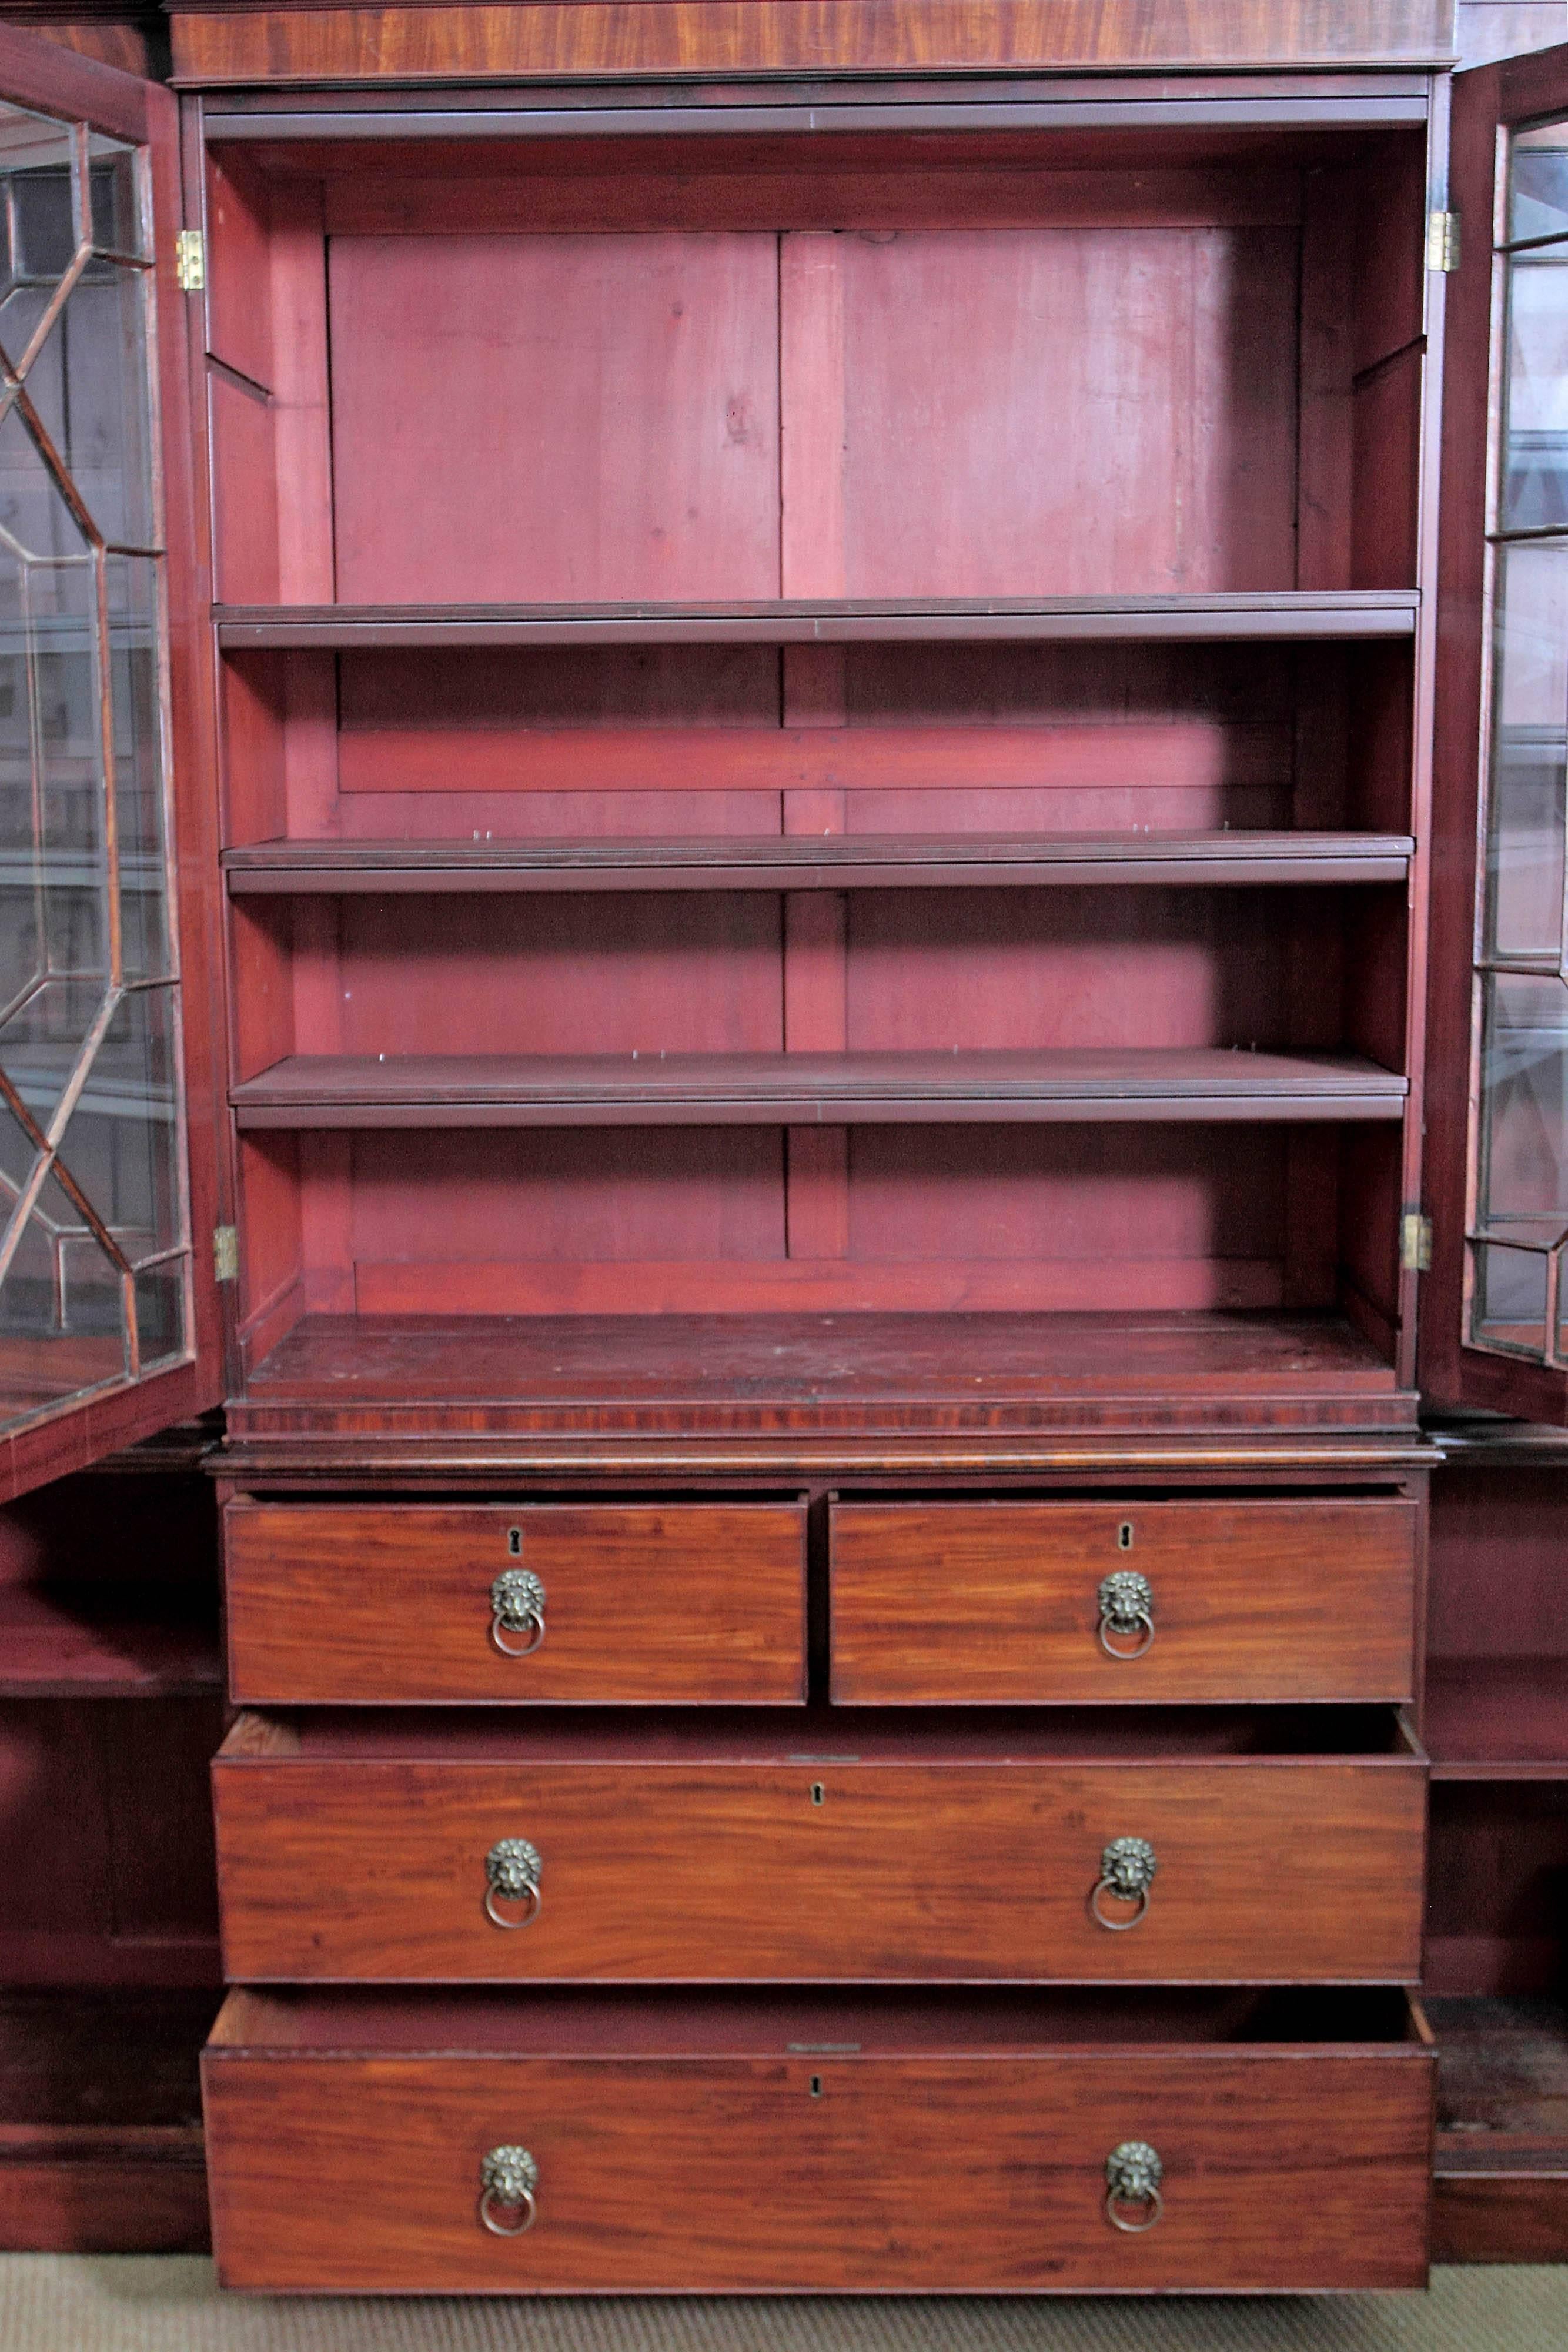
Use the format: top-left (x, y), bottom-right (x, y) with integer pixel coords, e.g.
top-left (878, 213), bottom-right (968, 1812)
top-left (0, 27), bottom-right (223, 1498)
top-left (1426, 39), bottom-right (1568, 1420)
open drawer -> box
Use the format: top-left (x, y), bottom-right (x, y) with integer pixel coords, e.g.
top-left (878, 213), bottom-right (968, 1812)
top-left (211, 1708), bottom-right (1426, 1984)
top-left (202, 1986), bottom-right (1434, 2293)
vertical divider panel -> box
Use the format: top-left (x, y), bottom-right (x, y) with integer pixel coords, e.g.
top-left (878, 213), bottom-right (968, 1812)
top-left (271, 183), bottom-right (350, 1307)
top-left (780, 234), bottom-right (851, 1261)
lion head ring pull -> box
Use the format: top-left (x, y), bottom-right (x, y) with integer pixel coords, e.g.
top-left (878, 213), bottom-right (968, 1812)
top-left (1104, 2140), bottom-right (1164, 2233)
top-left (1098, 1568), bottom-right (1155, 1660)
top-left (484, 1837), bottom-right (541, 1929)
top-left (1090, 1835), bottom-right (1156, 1930)
top-left (491, 1568), bottom-right (546, 1658)
top-left (479, 2144), bottom-right (538, 2236)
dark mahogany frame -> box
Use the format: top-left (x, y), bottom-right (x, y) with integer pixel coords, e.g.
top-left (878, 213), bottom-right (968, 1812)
top-left (0, 22), bottom-right (228, 1504)
top-left (1423, 38), bottom-right (1568, 1422)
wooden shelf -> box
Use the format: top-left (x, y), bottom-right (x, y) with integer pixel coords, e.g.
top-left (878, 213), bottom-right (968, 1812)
top-left (230, 1047), bottom-right (1407, 1130)
top-left (1429, 1996), bottom-right (1568, 2263)
top-left (214, 592), bottom-right (1421, 650)
top-left (1425, 1659), bottom-right (1568, 1782)
top-left (225, 1308), bottom-right (1414, 1453)
top-left (0, 1586), bottom-right (222, 1699)
top-left (223, 831), bottom-right (1416, 896)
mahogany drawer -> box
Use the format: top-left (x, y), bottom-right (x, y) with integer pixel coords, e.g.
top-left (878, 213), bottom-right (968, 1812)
top-left (212, 1711), bottom-right (1426, 1985)
top-left (831, 1498), bottom-right (1419, 1705)
top-left (202, 1986), bottom-right (1433, 2293)
top-left (223, 1502), bottom-right (807, 1705)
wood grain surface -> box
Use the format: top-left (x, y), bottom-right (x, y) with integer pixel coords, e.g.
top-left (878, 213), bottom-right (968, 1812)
top-left (830, 1497), bottom-right (1419, 1704)
top-left (166, 3), bottom-right (1456, 87)
top-left (200, 1988), bottom-right (1433, 2291)
top-left (224, 1501), bottom-right (807, 1704)
top-left (210, 1715), bottom-right (1426, 1983)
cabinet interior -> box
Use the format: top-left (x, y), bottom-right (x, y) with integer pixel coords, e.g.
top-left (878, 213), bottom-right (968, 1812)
top-left (202, 122), bottom-right (1430, 1394)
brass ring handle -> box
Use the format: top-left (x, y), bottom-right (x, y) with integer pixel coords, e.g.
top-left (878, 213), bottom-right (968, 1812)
top-left (1097, 1569), bottom-right (1154, 1659)
top-left (491, 1568), bottom-right (546, 1658)
top-left (479, 2145), bottom-right (538, 2237)
top-left (1090, 1835), bottom-right (1156, 1931)
top-left (484, 1837), bottom-right (541, 1930)
top-left (1104, 2141), bottom-right (1163, 2233)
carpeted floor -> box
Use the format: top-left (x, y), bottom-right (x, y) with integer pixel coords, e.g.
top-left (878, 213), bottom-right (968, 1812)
top-left (0, 2262), bottom-right (1562, 2352)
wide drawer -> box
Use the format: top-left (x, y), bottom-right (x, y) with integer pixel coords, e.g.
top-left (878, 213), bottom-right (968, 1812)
top-left (202, 1986), bottom-right (1433, 2293)
top-left (223, 1502), bottom-right (807, 1705)
top-left (212, 1710), bottom-right (1426, 1984)
top-left (830, 1498), bottom-right (1419, 1705)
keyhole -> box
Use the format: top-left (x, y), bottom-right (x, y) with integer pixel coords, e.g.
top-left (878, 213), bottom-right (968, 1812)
top-left (810, 1782), bottom-right (825, 1806)
top-left (1118, 1523), bottom-right (1134, 1551)
top-left (810, 2076), bottom-right (824, 2098)
top-left (507, 1528), bottom-right (522, 1557)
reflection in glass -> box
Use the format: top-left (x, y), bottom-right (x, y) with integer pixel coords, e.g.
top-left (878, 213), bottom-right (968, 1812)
top-left (108, 554), bottom-right (169, 980)
top-left (1511, 121), bottom-right (1568, 244)
top-left (1479, 974), bottom-right (1568, 1214)
top-left (1502, 244), bottom-right (1568, 530)
top-left (0, 95), bottom-right (188, 1437)
top-left (1473, 1238), bottom-right (1550, 1357)
top-left (134, 1262), bottom-right (182, 1365)
top-left (86, 133), bottom-right (145, 263)
top-left (1487, 540), bottom-right (1568, 960)
top-left (0, 1206), bottom-right (125, 1414)
top-left (20, 265), bottom-right (155, 549)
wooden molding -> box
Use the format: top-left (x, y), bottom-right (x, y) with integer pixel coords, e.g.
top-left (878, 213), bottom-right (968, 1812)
top-left (166, 3), bottom-right (1458, 88)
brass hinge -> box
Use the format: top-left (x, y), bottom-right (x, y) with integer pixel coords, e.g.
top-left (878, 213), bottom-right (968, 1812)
top-left (1426, 211), bottom-right (1460, 273)
top-left (175, 228), bottom-right (205, 293)
top-left (213, 1224), bottom-right (238, 1283)
top-left (1400, 1212), bottom-right (1433, 1274)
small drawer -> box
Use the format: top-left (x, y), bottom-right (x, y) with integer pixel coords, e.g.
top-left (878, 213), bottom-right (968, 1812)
top-left (212, 1710), bottom-right (1426, 1985)
top-left (202, 1986), bottom-right (1433, 2293)
top-left (830, 1498), bottom-right (1419, 1705)
top-left (223, 1502), bottom-right (807, 1705)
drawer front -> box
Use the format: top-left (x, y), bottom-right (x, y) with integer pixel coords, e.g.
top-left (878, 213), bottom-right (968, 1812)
top-left (831, 1499), bottom-right (1419, 1705)
top-left (224, 1503), bottom-right (807, 1704)
top-left (213, 1752), bottom-right (1425, 1983)
top-left (203, 2039), bottom-right (1432, 2292)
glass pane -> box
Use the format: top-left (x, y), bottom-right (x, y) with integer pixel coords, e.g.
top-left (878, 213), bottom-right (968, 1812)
top-left (0, 973), bottom-right (110, 1136)
top-left (1512, 119), bottom-right (1568, 244)
top-left (0, 1204), bottom-right (126, 1417)
top-left (108, 554), bottom-right (169, 981)
top-left (1502, 243), bottom-right (1568, 531)
top-left (134, 1262), bottom-right (183, 1365)
top-left (1487, 539), bottom-right (1568, 960)
top-left (1472, 1238), bottom-right (1549, 1357)
top-left (86, 134), bottom-right (145, 263)
top-left (0, 97), bottom-right (190, 1445)
top-left (57, 1228), bottom-right (126, 1335)
top-left (18, 262), bottom-right (155, 549)
top-left (53, 982), bottom-right (182, 1267)
top-left (0, 105), bottom-right (78, 383)
top-left (1477, 970), bottom-right (1568, 1234)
